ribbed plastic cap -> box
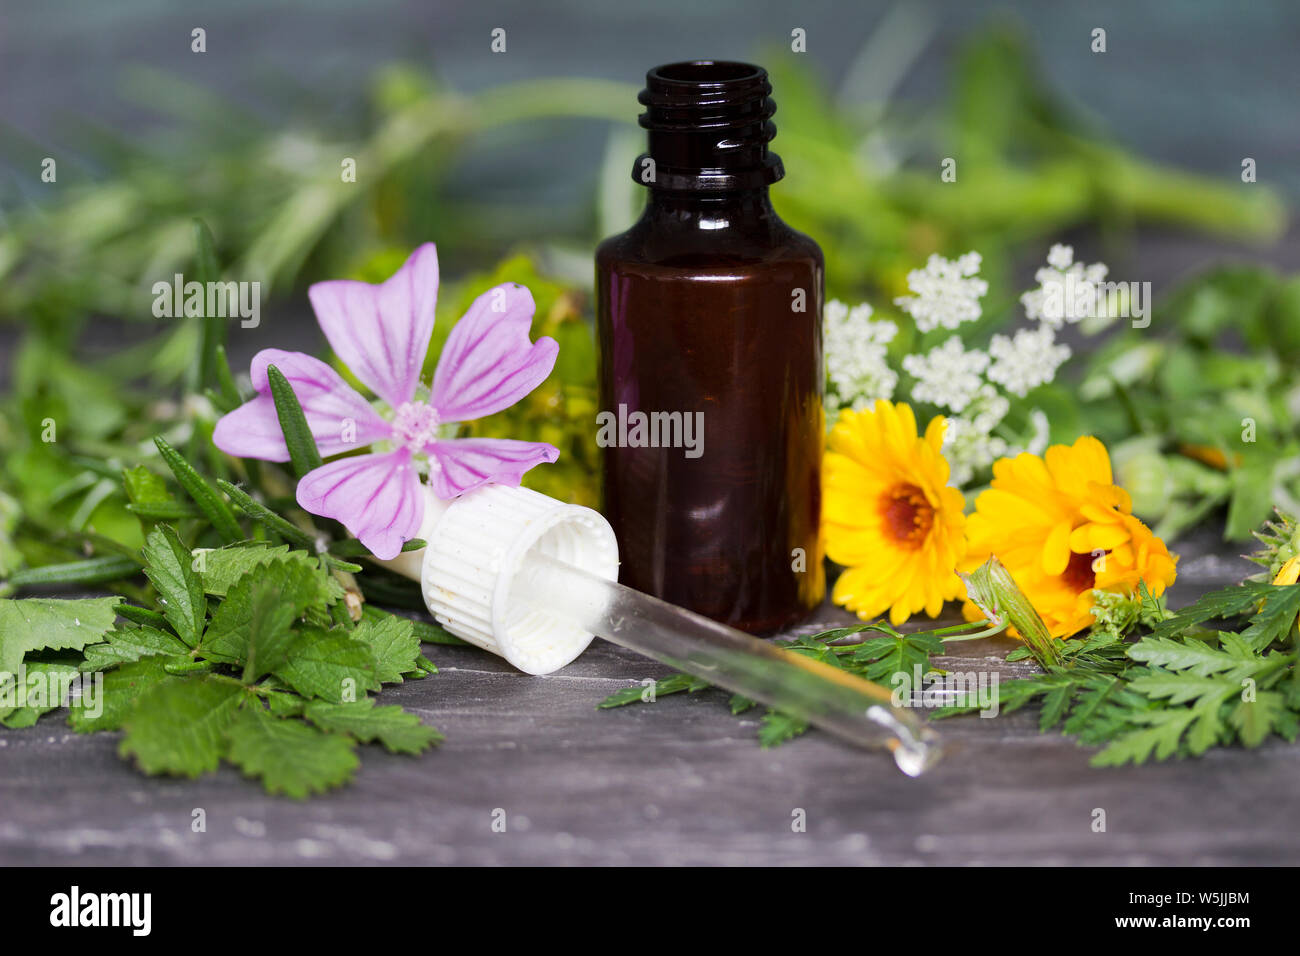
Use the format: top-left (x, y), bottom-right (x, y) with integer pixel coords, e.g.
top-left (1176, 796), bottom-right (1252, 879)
top-left (416, 484), bottom-right (620, 675)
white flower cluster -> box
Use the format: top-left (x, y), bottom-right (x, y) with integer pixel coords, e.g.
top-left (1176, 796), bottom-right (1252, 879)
top-left (901, 336), bottom-right (988, 412)
top-left (893, 252), bottom-right (988, 332)
top-left (1020, 243), bottom-right (1110, 328)
top-left (824, 246), bottom-right (1101, 487)
top-left (824, 299), bottom-right (898, 418)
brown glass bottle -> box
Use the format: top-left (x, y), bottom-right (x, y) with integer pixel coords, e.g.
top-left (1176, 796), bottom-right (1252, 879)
top-left (595, 61), bottom-right (825, 633)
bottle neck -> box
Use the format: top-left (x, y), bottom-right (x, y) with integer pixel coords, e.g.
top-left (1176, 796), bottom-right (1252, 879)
top-left (634, 60), bottom-right (783, 194)
top-left (644, 188), bottom-right (777, 233)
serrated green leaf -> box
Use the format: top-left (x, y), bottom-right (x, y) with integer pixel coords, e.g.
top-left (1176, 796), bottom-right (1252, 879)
top-left (142, 525), bottom-right (206, 647)
top-left (1091, 708), bottom-right (1198, 767)
top-left (1127, 635), bottom-right (1261, 677)
top-left (273, 627), bottom-right (379, 702)
top-left (728, 694), bottom-right (756, 715)
top-left (304, 698), bottom-right (443, 754)
top-left (350, 614), bottom-right (420, 684)
top-left (225, 705), bottom-right (358, 798)
top-left (0, 662), bottom-right (80, 728)
top-left (118, 676), bottom-right (244, 777)
top-left (201, 566), bottom-right (303, 675)
top-left (69, 656), bottom-right (175, 733)
top-left (758, 710), bottom-right (809, 748)
top-left (198, 542), bottom-right (343, 603)
top-left (1148, 582), bottom-right (1271, 641)
top-left (0, 596), bottom-right (122, 677)
top-left (81, 625), bottom-right (191, 671)
top-left (1230, 690), bottom-right (1287, 748)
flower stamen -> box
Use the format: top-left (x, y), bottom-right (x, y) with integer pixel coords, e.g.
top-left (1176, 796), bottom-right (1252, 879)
top-left (879, 482), bottom-right (934, 549)
top-left (392, 401), bottom-right (441, 452)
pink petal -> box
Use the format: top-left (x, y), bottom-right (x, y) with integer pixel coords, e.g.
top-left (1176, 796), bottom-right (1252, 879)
top-left (430, 283), bottom-right (558, 423)
top-left (213, 349), bottom-right (390, 462)
top-left (307, 243), bottom-right (439, 409)
top-left (296, 450), bottom-right (424, 560)
top-left (426, 438), bottom-right (559, 499)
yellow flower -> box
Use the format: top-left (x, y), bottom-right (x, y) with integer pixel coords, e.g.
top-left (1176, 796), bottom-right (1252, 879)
top-left (962, 435), bottom-right (1178, 638)
top-left (823, 400), bottom-right (967, 626)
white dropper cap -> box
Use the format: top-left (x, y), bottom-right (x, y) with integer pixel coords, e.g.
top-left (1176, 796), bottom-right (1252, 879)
top-left (383, 484), bottom-right (620, 675)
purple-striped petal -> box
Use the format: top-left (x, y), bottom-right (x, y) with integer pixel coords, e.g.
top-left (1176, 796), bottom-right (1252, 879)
top-left (430, 283), bottom-right (558, 423)
top-left (425, 438), bottom-right (559, 499)
top-left (213, 349), bottom-right (390, 462)
top-left (307, 243), bottom-right (439, 408)
top-left (296, 450), bottom-right (424, 560)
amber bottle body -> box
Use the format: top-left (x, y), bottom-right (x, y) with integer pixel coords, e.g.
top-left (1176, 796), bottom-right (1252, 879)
top-left (595, 62), bottom-right (825, 632)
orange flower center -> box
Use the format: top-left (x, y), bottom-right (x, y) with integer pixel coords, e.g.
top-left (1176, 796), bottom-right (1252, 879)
top-left (879, 483), bottom-right (933, 549)
top-left (1062, 550), bottom-right (1098, 592)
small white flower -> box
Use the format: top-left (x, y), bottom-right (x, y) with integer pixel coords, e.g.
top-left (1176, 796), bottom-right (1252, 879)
top-left (964, 383), bottom-right (1010, 433)
top-left (894, 252), bottom-right (988, 333)
top-left (901, 336), bottom-right (989, 413)
top-left (987, 325), bottom-right (1071, 397)
top-left (942, 415), bottom-right (1008, 487)
top-left (825, 298), bottom-right (898, 413)
top-left (1046, 243), bottom-right (1074, 271)
top-left (1021, 244), bottom-right (1111, 328)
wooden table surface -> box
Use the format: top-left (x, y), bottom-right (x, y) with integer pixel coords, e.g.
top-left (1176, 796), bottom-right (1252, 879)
top-left (3, 523), bottom-right (1294, 866)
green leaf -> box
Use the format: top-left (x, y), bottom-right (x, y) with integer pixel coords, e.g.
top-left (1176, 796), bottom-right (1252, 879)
top-left (1, 662), bottom-right (80, 728)
top-left (0, 596), bottom-right (122, 677)
top-left (1128, 635), bottom-right (1262, 677)
top-left (267, 364), bottom-right (323, 478)
top-left (350, 614), bottom-right (421, 684)
top-left (69, 656), bottom-right (176, 733)
top-left (118, 676), bottom-right (244, 777)
top-left (1237, 585), bottom-right (1300, 651)
top-left (201, 560), bottom-right (323, 674)
top-left (273, 627), bottom-right (379, 702)
top-left (225, 706), bottom-right (359, 799)
top-left (1147, 582), bottom-right (1271, 641)
top-left (1230, 690), bottom-right (1286, 748)
top-left (1091, 708), bottom-right (1199, 767)
top-left (5, 555), bottom-right (142, 588)
top-left (598, 672), bottom-right (711, 708)
top-left (122, 465), bottom-right (172, 508)
top-left (758, 710), bottom-right (809, 748)
top-left (215, 478), bottom-right (317, 549)
top-left (152, 436), bottom-right (243, 542)
top-left (849, 632), bottom-right (943, 685)
top-left (81, 625), bottom-right (191, 671)
top-left (198, 542), bottom-right (343, 603)
top-left (305, 698), bottom-right (443, 754)
top-left (363, 606), bottom-right (465, 646)
top-left (192, 219), bottom-right (228, 393)
top-left (332, 538), bottom-right (425, 558)
top-left (141, 525), bottom-right (207, 647)
top-left (728, 694), bottom-right (756, 715)
top-left (116, 604), bottom-right (172, 631)
top-left (213, 344), bottom-right (243, 410)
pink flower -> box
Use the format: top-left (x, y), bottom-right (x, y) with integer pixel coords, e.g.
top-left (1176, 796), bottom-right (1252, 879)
top-left (213, 243), bottom-right (559, 559)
